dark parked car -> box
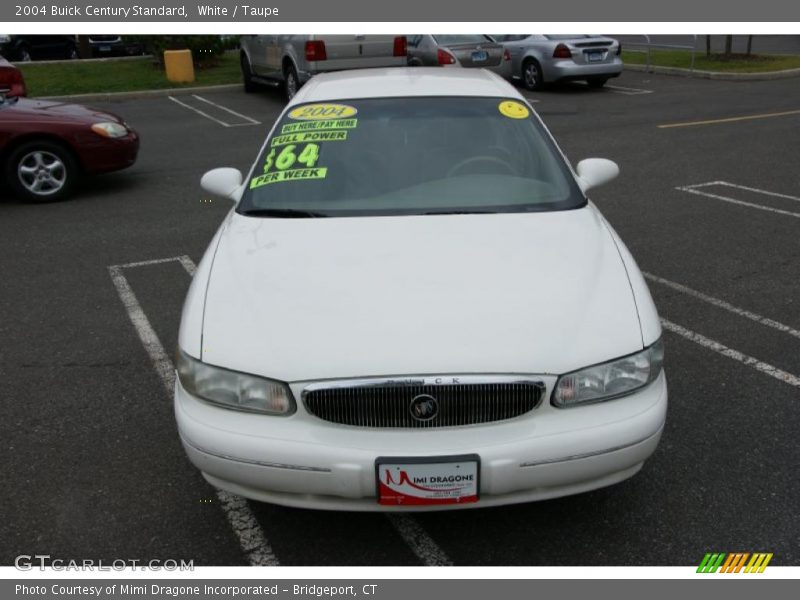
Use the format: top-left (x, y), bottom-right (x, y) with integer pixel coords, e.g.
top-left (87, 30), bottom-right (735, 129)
top-left (0, 57), bottom-right (26, 97)
top-left (0, 96), bottom-right (139, 202)
top-left (88, 36), bottom-right (146, 58)
top-left (0, 35), bottom-right (78, 62)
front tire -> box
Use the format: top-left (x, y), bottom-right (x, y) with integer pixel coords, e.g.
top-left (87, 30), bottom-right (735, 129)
top-left (284, 63), bottom-right (299, 102)
top-left (522, 58), bottom-right (544, 91)
top-left (6, 140), bottom-right (78, 203)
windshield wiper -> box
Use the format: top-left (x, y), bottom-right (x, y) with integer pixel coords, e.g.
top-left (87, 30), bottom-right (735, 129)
top-left (238, 208), bottom-right (329, 218)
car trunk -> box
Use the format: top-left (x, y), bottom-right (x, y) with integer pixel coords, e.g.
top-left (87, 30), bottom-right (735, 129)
top-left (446, 42), bottom-right (504, 68)
top-left (311, 35), bottom-right (405, 72)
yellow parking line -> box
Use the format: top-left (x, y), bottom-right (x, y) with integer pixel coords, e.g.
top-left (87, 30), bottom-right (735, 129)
top-left (658, 109), bottom-right (800, 129)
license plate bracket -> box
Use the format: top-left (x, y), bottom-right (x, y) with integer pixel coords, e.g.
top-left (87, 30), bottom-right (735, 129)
top-left (375, 454), bottom-right (480, 506)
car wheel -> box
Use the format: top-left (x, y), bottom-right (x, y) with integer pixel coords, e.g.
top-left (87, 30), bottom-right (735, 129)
top-left (522, 59), bottom-right (544, 91)
top-left (284, 63), bottom-right (299, 102)
top-left (17, 46), bottom-right (32, 62)
top-left (587, 77), bottom-right (609, 88)
top-left (241, 53), bottom-right (258, 93)
top-left (7, 140), bottom-right (78, 203)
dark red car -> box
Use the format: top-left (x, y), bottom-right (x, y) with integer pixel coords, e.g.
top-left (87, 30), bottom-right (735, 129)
top-left (0, 57), bottom-right (26, 97)
top-left (0, 95), bottom-right (139, 202)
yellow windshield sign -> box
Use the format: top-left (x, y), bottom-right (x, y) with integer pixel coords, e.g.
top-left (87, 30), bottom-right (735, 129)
top-left (288, 103), bottom-right (358, 120)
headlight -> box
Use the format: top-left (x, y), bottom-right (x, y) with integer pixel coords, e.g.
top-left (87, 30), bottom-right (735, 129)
top-left (91, 122), bottom-right (128, 138)
top-left (0, 35), bottom-right (10, 44)
top-left (176, 350), bottom-right (296, 415)
top-left (552, 339), bottom-right (664, 408)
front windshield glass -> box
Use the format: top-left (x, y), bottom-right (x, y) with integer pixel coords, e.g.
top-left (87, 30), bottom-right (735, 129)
top-left (238, 97), bottom-right (584, 218)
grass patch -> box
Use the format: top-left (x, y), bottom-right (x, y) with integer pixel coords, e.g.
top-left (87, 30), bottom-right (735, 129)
top-left (622, 49), bottom-right (800, 73)
top-left (18, 51), bottom-right (242, 97)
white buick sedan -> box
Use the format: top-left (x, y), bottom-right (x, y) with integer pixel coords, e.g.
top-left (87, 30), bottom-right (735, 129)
top-left (176, 68), bottom-right (667, 511)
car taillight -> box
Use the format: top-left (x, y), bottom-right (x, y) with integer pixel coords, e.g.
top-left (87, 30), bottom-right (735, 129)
top-left (305, 40), bottom-right (327, 61)
top-left (437, 48), bottom-right (456, 65)
top-left (616, 43), bottom-right (622, 56)
top-left (553, 44), bottom-right (572, 59)
top-left (503, 48), bottom-right (511, 61)
top-left (0, 67), bottom-right (26, 97)
top-left (393, 36), bottom-right (407, 57)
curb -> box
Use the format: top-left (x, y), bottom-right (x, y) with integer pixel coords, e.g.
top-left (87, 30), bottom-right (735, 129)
top-left (13, 55), bottom-right (154, 66)
top-left (625, 63), bottom-right (800, 81)
top-left (38, 83), bottom-right (242, 103)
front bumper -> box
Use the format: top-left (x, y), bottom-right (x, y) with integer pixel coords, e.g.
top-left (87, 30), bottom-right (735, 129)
top-left (175, 371), bottom-right (667, 511)
top-left (77, 131), bottom-right (140, 174)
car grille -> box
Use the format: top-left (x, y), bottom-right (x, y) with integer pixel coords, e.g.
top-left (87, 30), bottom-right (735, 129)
top-left (303, 379), bottom-right (544, 428)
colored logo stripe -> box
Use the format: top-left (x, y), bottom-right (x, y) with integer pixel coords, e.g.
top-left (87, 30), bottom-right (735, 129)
top-left (697, 553), bottom-right (772, 573)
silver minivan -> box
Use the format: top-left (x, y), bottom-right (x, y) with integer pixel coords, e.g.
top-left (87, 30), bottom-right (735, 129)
top-left (239, 35), bottom-right (407, 100)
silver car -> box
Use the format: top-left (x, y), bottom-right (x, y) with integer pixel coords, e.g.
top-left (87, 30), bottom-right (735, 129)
top-left (493, 35), bottom-right (623, 90)
top-left (406, 34), bottom-right (512, 79)
top-left (239, 35), bottom-right (407, 100)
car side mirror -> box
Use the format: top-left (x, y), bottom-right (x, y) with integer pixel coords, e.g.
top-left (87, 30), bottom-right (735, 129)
top-left (201, 168), bottom-right (244, 203)
top-left (575, 158), bottom-right (619, 193)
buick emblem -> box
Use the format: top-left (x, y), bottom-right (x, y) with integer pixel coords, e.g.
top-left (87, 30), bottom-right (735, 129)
top-left (410, 394), bottom-right (439, 422)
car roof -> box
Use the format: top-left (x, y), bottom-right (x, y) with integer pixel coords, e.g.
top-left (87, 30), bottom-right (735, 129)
top-left (289, 67), bottom-right (525, 106)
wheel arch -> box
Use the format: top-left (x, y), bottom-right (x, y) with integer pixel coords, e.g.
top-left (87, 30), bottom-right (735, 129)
top-left (1, 133), bottom-right (84, 172)
top-left (521, 52), bottom-right (545, 77)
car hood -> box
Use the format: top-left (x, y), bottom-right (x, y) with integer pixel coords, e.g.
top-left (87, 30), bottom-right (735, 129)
top-left (201, 207), bottom-right (644, 382)
top-left (0, 97), bottom-right (123, 124)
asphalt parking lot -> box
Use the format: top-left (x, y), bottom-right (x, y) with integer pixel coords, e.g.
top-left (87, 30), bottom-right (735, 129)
top-left (1, 70), bottom-right (798, 567)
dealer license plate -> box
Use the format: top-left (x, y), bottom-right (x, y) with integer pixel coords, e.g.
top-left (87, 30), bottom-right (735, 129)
top-left (99, 45), bottom-right (112, 52)
top-left (471, 50), bottom-right (488, 62)
top-left (376, 455), bottom-right (479, 506)
top-left (587, 51), bottom-right (604, 62)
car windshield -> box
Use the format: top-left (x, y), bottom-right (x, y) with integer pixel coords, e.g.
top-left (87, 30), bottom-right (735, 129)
top-left (238, 97), bottom-right (584, 218)
top-left (433, 35), bottom-right (491, 46)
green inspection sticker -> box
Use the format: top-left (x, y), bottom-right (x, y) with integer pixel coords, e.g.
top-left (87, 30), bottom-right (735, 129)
top-left (281, 119), bottom-right (358, 134)
top-left (271, 130), bottom-right (348, 147)
top-left (250, 167), bottom-right (328, 189)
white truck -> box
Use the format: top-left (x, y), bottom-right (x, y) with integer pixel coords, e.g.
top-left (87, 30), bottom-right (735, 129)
top-left (239, 35), bottom-right (408, 100)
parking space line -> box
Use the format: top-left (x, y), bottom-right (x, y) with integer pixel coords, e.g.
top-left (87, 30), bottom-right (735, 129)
top-left (108, 255), bottom-right (280, 566)
top-left (191, 95), bottom-right (261, 125)
top-left (176, 255), bottom-right (197, 277)
top-left (168, 96), bottom-right (234, 127)
top-left (704, 181), bottom-right (800, 203)
top-left (658, 109), bottom-right (800, 129)
top-left (168, 96), bottom-right (260, 128)
top-left (606, 84), bottom-right (654, 95)
top-left (108, 263), bottom-right (177, 395)
top-left (676, 183), bottom-right (800, 219)
top-left (644, 273), bottom-right (800, 340)
top-left (661, 318), bottom-right (800, 388)
top-left (386, 515), bottom-right (453, 566)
